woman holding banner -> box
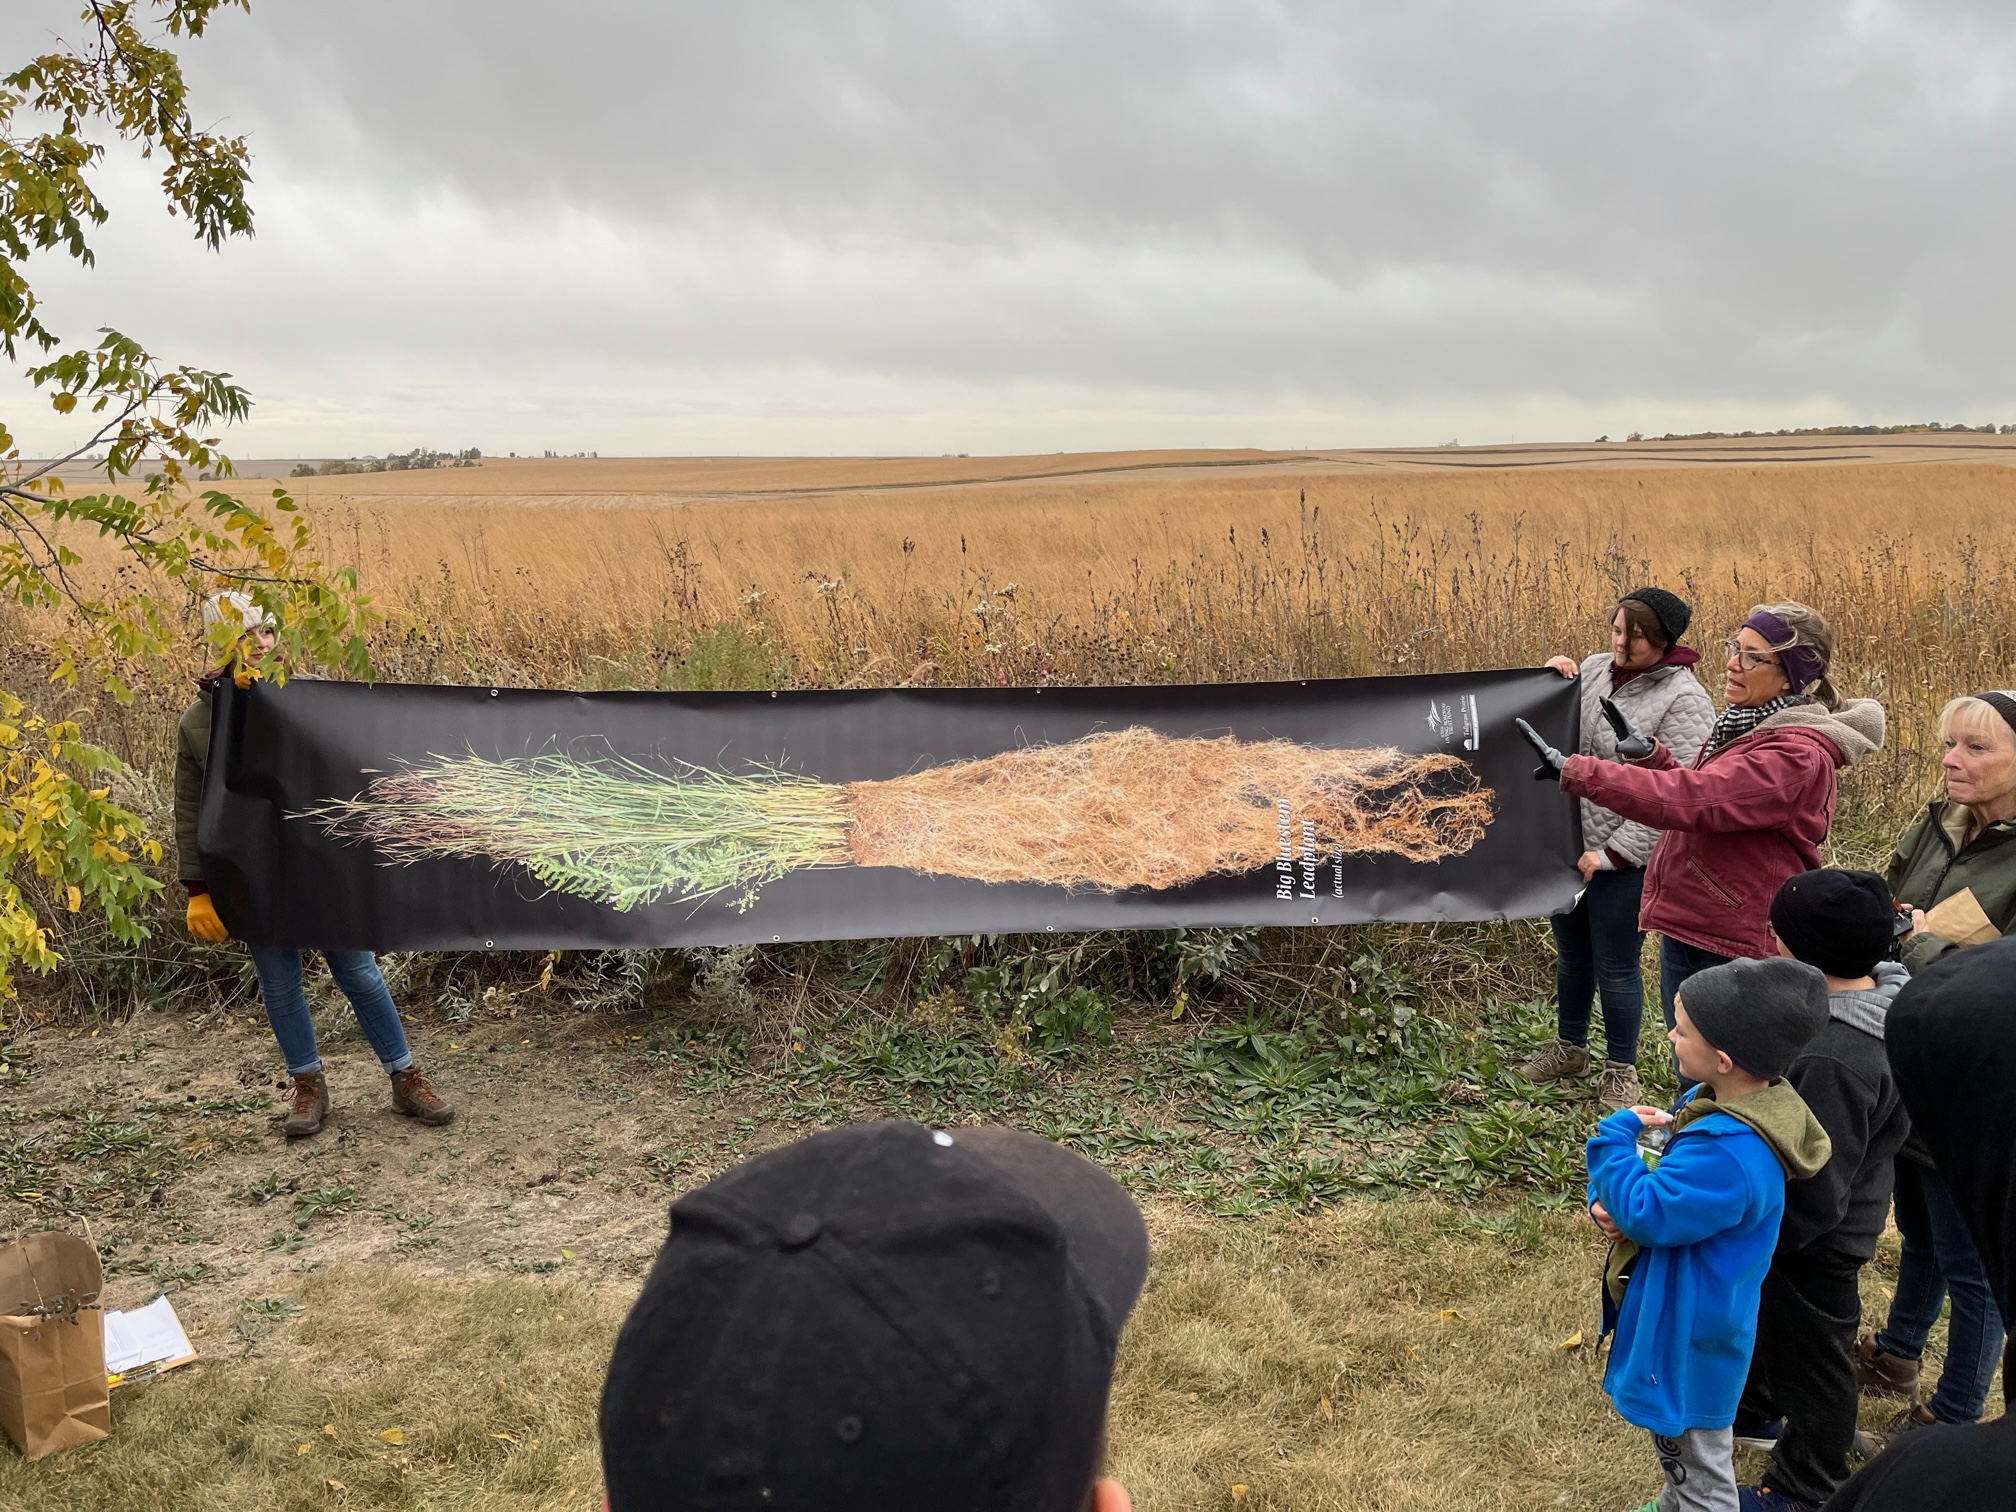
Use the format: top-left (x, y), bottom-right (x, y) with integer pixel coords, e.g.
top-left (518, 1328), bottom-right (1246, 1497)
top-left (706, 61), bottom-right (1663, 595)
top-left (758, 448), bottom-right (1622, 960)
top-left (1519, 587), bottom-right (1714, 1109)
top-left (176, 593), bottom-right (455, 1140)
top-left (1543, 602), bottom-right (1885, 1056)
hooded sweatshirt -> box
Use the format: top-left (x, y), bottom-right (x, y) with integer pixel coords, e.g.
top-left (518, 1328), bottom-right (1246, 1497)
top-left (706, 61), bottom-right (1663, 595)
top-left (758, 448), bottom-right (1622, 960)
top-left (1587, 1080), bottom-right (1832, 1437)
top-left (1773, 961), bottom-right (1912, 1261)
top-left (1562, 697), bottom-right (1886, 960)
top-left (1822, 940), bottom-right (2016, 1510)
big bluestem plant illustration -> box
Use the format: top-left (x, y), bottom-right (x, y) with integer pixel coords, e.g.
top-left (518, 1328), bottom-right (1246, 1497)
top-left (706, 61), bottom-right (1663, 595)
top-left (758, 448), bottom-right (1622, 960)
top-left (306, 727), bottom-right (1495, 911)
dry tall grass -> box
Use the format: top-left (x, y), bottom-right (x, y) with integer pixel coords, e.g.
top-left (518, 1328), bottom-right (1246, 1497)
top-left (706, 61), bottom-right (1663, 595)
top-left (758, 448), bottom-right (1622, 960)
top-left (18, 451), bottom-right (2016, 857)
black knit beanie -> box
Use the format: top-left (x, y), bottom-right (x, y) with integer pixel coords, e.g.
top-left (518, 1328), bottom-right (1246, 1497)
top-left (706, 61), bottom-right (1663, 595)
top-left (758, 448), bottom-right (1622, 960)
top-left (1770, 869), bottom-right (1897, 980)
top-left (1973, 690), bottom-right (2016, 738)
top-left (1676, 957), bottom-right (1830, 1080)
top-left (1621, 586), bottom-right (1692, 645)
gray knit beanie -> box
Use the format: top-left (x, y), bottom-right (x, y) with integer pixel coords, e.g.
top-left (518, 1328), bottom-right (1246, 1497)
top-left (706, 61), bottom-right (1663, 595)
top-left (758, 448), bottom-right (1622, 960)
top-left (1676, 957), bottom-right (1830, 1080)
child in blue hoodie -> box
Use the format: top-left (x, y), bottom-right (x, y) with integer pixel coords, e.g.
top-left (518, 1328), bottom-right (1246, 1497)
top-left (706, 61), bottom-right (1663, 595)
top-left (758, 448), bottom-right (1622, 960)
top-left (1587, 957), bottom-right (1833, 1512)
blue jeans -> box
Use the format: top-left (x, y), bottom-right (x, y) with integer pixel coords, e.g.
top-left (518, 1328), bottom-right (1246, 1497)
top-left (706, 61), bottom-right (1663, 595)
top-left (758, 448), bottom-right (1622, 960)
top-left (248, 948), bottom-right (413, 1078)
top-left (1876, 1159), bottom-right (2008, 1424)
top-left (1550, 866), bottom-right (1646, 1066)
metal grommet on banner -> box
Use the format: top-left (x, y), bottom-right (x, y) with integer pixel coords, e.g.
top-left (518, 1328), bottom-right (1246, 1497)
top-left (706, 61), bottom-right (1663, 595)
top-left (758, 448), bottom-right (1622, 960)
top-left (772, 935), bottom-right (781, 942)
top-left (483, 939), bottom-right (494, 948)
top-left (1311, 916), bottom-right (1320, 925)
top-left (489, 688), bottom-right (499, 697)
top-left (1045, 925), bottom-right (1054, 932)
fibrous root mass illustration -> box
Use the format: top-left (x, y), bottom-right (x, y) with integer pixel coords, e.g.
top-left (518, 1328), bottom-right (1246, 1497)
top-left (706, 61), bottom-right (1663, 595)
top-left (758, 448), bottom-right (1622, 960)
top-left (305, 727), bottom-right (1495, 911)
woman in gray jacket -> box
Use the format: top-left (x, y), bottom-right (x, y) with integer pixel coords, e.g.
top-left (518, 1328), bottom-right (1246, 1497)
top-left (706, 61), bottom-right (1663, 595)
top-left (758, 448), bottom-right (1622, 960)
top-left (1520, 587), bottom-right (1716, 1107)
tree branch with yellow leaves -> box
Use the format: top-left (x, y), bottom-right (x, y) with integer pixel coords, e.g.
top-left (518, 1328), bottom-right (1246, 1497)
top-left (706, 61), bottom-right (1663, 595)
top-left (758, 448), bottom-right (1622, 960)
top-left (2, 2), bottom-right (375, 1008)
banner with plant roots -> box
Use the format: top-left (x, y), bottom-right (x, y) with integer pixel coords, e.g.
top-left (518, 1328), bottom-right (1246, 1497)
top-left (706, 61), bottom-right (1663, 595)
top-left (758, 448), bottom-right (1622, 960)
top-left (197, 670), bottom-right (1582, 949)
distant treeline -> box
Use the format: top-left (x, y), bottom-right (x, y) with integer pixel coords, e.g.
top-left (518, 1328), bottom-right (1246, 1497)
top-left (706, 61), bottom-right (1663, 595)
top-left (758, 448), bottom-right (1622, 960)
top-left (1596, 422), bottom-right (2014, 443)
top-left (291, 447), bottom-right (483, 477)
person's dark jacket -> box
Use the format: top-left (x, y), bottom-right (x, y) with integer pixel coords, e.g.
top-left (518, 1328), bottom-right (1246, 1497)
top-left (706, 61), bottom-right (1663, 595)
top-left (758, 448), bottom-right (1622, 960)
top-left (1887, 797), bottom-right (2016, 975)
top-left (1824, 939), bottom-right (2016, 1509)
top-left (1884, 798), bottom-right (2016, 1169)
top-left (1774, 962), bottom-right (1912, 1263)
top-left (172, 673), bottom-right (226, 892)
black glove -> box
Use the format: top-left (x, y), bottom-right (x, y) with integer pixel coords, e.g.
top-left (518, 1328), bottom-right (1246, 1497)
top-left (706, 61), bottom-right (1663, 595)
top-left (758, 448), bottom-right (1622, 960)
top-left (1516, 718), bottom-right (1567, 781)
top-left (1598, 697), bottom-right (1655, 761)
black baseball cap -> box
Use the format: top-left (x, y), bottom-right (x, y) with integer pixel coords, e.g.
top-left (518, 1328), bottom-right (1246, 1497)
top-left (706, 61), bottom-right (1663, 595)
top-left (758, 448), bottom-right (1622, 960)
top-left (599, 1120), bottom-right (1151, 1511)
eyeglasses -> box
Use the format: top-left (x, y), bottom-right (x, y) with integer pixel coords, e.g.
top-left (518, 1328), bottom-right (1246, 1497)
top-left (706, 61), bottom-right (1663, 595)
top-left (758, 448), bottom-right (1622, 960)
top-left (1722, 638), bottom-right (1781, 672)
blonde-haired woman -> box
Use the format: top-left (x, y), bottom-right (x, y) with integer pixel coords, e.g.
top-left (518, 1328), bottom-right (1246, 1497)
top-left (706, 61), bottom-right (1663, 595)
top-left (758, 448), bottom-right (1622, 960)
top-left (1890, 692), bottom-right (2016, 970)
top-left (1854, 691), bottom-right (2016, 1441)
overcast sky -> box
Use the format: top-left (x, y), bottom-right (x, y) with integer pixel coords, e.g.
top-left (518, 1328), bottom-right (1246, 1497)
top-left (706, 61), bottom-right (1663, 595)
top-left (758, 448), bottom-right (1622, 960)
top-left (6, 0), bottom-right (2014, 456)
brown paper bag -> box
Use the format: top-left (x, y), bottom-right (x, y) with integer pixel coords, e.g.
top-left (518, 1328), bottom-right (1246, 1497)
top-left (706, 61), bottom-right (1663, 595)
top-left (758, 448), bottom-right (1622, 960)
top-left (1923, 887), bottom-right (2002, 948)
top-left (0, 1231), bottom-right (109, 1461)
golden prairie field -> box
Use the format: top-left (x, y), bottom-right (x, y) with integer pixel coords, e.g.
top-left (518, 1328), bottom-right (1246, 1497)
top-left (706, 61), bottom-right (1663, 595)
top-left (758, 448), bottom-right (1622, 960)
top-left (247, 437), bottom-right (2016, 845)
top-left (22, 433), bottom-right (2016, 851)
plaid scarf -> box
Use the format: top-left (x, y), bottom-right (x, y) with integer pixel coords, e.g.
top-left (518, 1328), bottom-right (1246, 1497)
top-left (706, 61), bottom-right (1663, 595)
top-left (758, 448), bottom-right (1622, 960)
top-left (1704, 693), bottom-right (1808, 757)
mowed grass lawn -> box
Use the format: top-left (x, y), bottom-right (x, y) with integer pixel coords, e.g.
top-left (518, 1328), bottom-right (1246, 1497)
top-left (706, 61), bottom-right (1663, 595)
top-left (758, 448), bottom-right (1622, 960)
top-left (1, 1200), bottom-right (1934, 1512)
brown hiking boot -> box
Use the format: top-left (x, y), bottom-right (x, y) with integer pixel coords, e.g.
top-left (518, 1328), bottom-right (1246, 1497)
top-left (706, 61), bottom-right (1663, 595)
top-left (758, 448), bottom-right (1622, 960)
top-left (390, 1067), bottom-right (455, 1126)
top-left (284, 1071), bottom-right (330, 1140)
top-left (1853, 1330), bottom-right (1921, 1398)
top-left (1516, 1039), bottom-right (1590, 1084)
top-left (1861, 1401), bottom-right (1939, 1456)
top-left (1597, 1060), bottom-right (1643, 1111)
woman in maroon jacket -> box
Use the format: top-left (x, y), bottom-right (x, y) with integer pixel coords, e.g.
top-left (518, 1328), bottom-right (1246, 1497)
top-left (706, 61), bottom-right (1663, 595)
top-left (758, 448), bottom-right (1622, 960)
top-left (1554, 602), bottom-right (1886, 1054)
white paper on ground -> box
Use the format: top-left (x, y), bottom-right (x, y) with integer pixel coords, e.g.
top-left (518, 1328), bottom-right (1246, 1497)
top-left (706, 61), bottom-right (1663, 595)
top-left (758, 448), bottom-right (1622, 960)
top-left (102, 1294), bottom-right (195, 1375)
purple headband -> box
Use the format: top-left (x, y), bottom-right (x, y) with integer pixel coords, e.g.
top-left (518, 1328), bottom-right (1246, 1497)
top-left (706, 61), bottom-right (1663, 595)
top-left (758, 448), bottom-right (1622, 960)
top-left (1744, 610), bottom-right (1825, 694)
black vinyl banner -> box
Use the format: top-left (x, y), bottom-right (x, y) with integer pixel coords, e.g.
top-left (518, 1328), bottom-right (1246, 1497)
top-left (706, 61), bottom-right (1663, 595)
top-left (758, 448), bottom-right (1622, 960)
top-left (199, 669), bottom-right (1583, 951)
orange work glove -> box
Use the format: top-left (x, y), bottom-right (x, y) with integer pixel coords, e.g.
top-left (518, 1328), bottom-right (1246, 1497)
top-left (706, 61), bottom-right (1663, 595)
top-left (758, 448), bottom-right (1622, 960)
top-left (185, 892), bottom-right (230, 943)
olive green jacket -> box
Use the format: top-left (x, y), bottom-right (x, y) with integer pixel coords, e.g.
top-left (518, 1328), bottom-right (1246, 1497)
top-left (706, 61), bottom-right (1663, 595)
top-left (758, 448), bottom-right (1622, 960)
top-left (172, 684), bottom-right (218, 884)
top-left (1886, 798), bottom-right (2016, 975)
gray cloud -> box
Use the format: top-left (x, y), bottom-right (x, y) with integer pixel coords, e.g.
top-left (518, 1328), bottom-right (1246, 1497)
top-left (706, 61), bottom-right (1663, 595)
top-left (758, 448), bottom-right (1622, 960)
top-left (7, 0), bottom-right (2014, 454)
